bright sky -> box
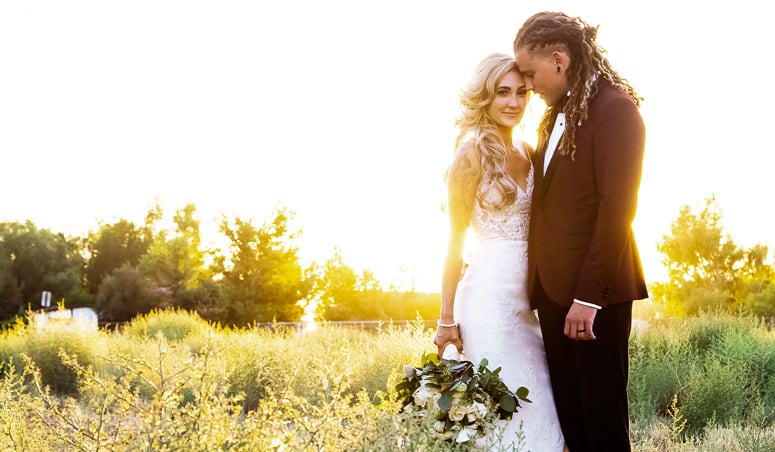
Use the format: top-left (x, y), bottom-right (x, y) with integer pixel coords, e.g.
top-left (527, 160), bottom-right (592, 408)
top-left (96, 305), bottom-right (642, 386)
top-left (2, 1), bottom-right (772, 292)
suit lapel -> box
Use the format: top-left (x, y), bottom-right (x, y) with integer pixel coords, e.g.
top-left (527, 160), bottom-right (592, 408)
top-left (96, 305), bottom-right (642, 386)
top-left (533, 143), bottom-right (546, 189)
top-left (541, 150), bottom-right (560, 195)
top-left (534, 109), bottom-right (564, 198)
top-left (534, 135), bottom-right (559, 199)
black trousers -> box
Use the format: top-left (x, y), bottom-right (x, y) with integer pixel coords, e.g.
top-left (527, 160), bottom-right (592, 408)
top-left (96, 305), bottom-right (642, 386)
top-left (534, 276), bottom-right (633, 452)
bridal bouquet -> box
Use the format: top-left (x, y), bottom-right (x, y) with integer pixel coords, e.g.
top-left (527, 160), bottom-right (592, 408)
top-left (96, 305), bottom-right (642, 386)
top-left (395, 349), bottom-right (531, 444)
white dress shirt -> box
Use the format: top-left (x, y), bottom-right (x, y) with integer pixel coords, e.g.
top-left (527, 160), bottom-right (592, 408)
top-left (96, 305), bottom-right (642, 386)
top-left (544, 112), bottom-right (565, 174)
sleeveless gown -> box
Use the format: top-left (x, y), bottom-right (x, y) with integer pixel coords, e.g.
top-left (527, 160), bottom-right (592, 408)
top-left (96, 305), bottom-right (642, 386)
top-left (453, 164), bottom-right (565, 451)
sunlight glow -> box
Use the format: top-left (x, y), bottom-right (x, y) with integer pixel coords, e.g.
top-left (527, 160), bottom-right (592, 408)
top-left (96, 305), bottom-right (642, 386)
top-left (301, 298), bottom-right (319, 332)
top-left (1, 1), bottom-right (771, 291)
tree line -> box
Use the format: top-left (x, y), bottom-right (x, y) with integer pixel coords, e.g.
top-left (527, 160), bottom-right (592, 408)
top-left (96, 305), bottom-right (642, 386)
top-left (0, 202), bottom-right (439, 327)
top-left (650, 196), bottom-right (775, 318)
top-left (1, 195), bottom-right (773, 328)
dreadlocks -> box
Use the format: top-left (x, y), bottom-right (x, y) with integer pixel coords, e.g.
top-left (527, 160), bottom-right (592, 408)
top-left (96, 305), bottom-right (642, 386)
top-left (514, 11), bottom-right (642, 160)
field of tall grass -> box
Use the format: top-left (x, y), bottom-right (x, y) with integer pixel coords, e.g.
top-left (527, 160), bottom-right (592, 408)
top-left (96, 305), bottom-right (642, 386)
top-left (1, 309), bottom-right (774, 451)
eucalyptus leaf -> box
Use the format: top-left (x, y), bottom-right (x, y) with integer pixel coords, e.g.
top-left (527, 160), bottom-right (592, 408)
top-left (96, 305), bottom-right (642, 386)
top-left (499, 394), bottom-right (517, 412)
top-left (516, 386), bottom-right (530, 400)
top-left (438, 390), bottom-right (453, 411)
top-left (450, 362), bottom-right (471, 372)
top-left (467, 375), bottom-right (478, 392)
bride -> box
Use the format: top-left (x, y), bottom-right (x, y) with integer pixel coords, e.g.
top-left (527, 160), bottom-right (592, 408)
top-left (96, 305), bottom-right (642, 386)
top-left (434, 53), bottom-right (565, 451)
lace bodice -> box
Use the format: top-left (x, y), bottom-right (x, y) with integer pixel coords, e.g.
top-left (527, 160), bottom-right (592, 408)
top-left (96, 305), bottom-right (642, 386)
top-left (471, 164), bottom-right (533, 241)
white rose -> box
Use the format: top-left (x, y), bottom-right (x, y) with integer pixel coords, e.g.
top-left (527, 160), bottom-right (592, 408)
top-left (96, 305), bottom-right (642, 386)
top-left (413, 385), bottom-right (440, 408)
top-left (472, 401), bottom-right (489, 418)
top-left (442, 343), bottom-right (460, 360)
top-left (403, 365), bottom-right (416, 380)
top-left (448, 404), bottom-right (467, 422)
top-left (412, 387), bottom-right (432, 407)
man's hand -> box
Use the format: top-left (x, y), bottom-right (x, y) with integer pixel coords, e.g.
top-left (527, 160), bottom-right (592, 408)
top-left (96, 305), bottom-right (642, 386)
top-left (564, 303), bottom-right (597, 341)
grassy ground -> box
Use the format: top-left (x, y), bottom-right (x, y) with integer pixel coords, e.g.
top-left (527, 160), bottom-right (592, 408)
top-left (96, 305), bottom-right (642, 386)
top-left (0, 309), bottom-right (774, 451)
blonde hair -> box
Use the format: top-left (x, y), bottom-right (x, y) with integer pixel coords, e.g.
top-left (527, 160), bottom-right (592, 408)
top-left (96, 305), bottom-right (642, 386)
top-left (455, 53), bottom-right (522, 210)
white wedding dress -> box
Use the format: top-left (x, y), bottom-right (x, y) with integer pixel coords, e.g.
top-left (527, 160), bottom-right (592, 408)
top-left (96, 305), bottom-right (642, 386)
top-left (453, 164), bottom-right (565, 451)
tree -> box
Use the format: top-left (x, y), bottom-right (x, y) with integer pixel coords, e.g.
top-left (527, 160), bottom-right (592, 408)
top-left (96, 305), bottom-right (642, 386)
top-left (84, 218), bottom-right (152, 295)
top-left (0, 221), bottom-right (88, 320)
top-left (309, 249), bottom-right (390, 321)
top-left (139, 203), bottom-right (212, 309)
top-left (0, 244), bottom-right (22, 319)
top-left (737, 244), bottom-right (775, 302)
top-left (307, 249), bottom-right (358, 320)
top-left (745, 283), bottom-right (775, 319)
top-left (96, 264), bottom-right (159, 322)
top-left (307, 252), bottom-right (439, 321)
top-left (214, 206), bottom-right (305, 325)
top-left (652, 196), bottom-right (774, 316)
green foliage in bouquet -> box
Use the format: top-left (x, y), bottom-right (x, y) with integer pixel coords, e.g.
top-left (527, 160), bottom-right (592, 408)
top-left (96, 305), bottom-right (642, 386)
top-left (395, 351), bottom-right (531, 443)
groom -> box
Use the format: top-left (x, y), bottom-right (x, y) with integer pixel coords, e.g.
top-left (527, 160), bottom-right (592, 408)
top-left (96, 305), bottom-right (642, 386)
top-left (514, 12), bottom-right (648, 452)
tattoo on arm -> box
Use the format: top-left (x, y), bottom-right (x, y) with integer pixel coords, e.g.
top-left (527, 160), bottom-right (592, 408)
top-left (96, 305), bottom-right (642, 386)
top-left (448, 153), bottom-right (480, 231)
top-left (441, 149), bottom-right (480, 313)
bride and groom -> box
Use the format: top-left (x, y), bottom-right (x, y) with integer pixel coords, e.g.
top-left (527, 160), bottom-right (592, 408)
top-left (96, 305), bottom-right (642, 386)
top-left (434, 12), bottom-right (647, 452)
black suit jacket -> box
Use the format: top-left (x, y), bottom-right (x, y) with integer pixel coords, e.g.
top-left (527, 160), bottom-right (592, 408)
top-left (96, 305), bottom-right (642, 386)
top-left (528, 79), bottom-right (648, 308)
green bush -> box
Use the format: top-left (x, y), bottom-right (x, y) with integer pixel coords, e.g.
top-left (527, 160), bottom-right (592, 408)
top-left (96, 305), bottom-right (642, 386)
top-left (733, 424), bottom-right (775, 452)
top-left (0, 311), bottom-right (772, 451)
top-left (629, 329), bottom-right (687, 419)
top-left (684, 314), bottom-right (754, 356)
top-left (681, 358), bottom-right (747, 434)
top-left (122, 308), bottom-right (213, 342)
top-left (746, 283), bottom-right (775, 319)
top-left (223, 321), bottom-right (434, 414)
top-left (0, 325), bottom-right (26, 378)
top-left (710, 326), bottom-right (775, 404)
top-left (223, 328), bottom-right (294, 412)
top-left (0, 364), bottom-right (54, 451)
top-left (0, 328), bottom-right (100, 396)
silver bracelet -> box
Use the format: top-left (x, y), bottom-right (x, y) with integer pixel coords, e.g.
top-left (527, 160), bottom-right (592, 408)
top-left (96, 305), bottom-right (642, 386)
top-left (437, 320), bottom-right (458, 328)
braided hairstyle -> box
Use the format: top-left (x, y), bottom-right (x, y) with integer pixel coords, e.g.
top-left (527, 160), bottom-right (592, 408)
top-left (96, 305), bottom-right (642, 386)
top-left (513, 11), bottom-right (642, 160)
